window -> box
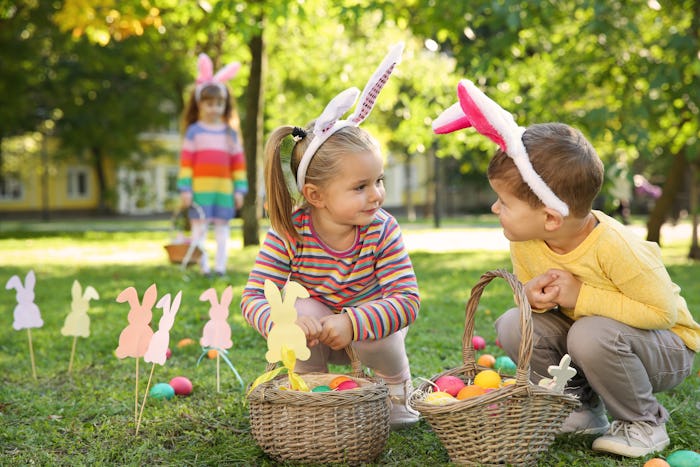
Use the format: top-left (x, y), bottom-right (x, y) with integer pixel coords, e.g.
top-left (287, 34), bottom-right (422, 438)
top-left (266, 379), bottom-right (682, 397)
top-left (67, 167), bottom-right (90, 199)
top-left (0, 174), bottom-right (23, 200)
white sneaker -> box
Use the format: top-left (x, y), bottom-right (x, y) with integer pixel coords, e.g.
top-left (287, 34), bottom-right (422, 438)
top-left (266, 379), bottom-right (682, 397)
top-left (559, 396), bottom-right (610, 435)
top-left (388, 380), bottom-right (419, 429)
top-left (592, 420), bottom-right (670, 457)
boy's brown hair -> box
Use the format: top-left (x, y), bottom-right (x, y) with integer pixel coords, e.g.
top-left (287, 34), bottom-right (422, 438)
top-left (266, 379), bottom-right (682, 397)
top-left (487, 123), bottom-right (604, 218)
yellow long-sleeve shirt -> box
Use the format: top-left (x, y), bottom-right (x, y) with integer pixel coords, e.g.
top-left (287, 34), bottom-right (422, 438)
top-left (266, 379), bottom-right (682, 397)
top-left (511, 210), bottom-right (699, 352)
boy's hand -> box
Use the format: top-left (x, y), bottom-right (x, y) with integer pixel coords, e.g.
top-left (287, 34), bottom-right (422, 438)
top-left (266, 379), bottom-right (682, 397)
top-left (318, 313), bottom-right (353, 350)
top-left (546, 269), bottom-right (581, 309)
top-left (296, 315), bottom-right (322, 347)
top-left (525, 272), bottom-right (560, 310)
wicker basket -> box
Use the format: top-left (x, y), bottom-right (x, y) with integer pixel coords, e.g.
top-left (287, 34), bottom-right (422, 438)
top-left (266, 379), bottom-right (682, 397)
top-left (247, 347), bottom-right (391, 465)
top-left (164, 243), bottom-right (201, 265)
top-left (409, 269), bottom-right (581, 466)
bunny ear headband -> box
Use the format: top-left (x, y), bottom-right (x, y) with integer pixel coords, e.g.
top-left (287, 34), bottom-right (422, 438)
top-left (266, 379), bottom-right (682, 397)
top-left (433, 79), bottom-right (569, 216)
top-left (295, 42), bottom-right (404, 192)
top-left (195, 53), bottom-right (241, 102)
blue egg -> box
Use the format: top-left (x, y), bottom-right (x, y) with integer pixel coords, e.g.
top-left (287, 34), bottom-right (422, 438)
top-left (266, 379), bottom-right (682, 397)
top-left (311, 385), bottom-right (331, 392)
top-left (494, 356), bottom-right (516, 372)
top-left (666, 450), bottom-right (700, 467)
top-left (150, 382), bottom-right (175, 400)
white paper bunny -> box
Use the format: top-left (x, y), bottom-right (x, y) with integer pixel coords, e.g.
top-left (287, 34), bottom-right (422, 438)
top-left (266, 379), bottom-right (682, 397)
top-left (5, 270), bottom-right (43, 330)
top-left (61, 280), bottom-right (100, 338)
top-left (200, 286), bottom-right (233, 350)
top-left (144, 291), bottom-right (182, 366)
top-left (264, 279), bottom-right (311, 363)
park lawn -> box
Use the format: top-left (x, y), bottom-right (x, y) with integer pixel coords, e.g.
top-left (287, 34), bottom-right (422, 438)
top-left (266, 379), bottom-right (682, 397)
top-left (0, 227), bottom-right (698, 466)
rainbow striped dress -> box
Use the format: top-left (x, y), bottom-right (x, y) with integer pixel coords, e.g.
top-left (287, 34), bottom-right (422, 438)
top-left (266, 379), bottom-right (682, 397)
top-left (177, 121), bottom-right (247, 220)
top-left (241, 208), bottom-right (421, 341)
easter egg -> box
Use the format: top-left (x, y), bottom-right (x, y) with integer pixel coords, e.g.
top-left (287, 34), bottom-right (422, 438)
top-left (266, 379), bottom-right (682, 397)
top-left (207, 349), bottom-right (218, 359)
top-left (150, 382), bottom-right (175, 400)
top-left (477, 354), bottom-right (496, 368)
top-left (494, 355), bottom-right (516, 372)
top-left (329, 375), bottom-right (352, 389)
top-left (472, 335), bottom-right (486, 350)
top-left (424, 391), bottom-right (457, 405)
top-left (177, 338), bottom-right (195, 348)
top-left (666, 450), bottom-right (700, 467)
top-left (165, 348), bottom-right (172, 360)
top-left (474, 370), bottom-right (501, 389)
top-left (312, 385), bottom-right (331, 392)
top-left (502, 378), bottom-right (517, 386)
top-left (169, 376), bottom-right (193, 396)
top-left (336, 380), bottom-right (360, 391)
top-left (495, 338), bottom-right (502, 348)
top-left (456, 385), bottom-right (486, 400)
top-left (434, 375), bottom-right (466, 396)
top-left (644, 459), bottom-right (670, 467)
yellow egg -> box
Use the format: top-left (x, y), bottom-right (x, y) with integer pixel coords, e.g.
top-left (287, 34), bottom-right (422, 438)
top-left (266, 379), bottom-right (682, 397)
top-left (424, 391), bottom-right (457, 405)
top-left (502, 378), bottom-right (517, 386)
top-left (474, 370), bottom-right (501, 389)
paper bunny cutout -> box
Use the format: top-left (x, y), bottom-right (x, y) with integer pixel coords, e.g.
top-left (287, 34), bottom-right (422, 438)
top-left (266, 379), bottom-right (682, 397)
top-left (200, 286), bottom-right (233, 350)
top-left (6, 270), bottom-right (43, 330)
top-left (432, 79), bottom-right (569, 216)
top-left (144, 291), bottom-right (182, 366)
top-left (115, 284), bottom-right (157, 359)
top-left (538, 354), bottom-right (577, 393)
top-left (61, 280), bottom-right (99, 338)
top-left (194, 53), bottom-right (241, 102)
top-left (296, 42), bottom-right (404, 191)
top-left (264, 279), bottom-right (311, 363)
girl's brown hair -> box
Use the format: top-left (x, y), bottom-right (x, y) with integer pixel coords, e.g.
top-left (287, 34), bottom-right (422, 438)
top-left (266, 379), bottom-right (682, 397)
top-left (264, 124), bottom-right (380, 242)
top-left (487, 123), bottom-right (603, 218)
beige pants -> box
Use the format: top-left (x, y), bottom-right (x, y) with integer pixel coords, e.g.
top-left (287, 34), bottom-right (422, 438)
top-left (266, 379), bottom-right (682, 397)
top-left (293, 298), bottom-right (411, 384)
top-left (495, 308), bottom-right (696, 424)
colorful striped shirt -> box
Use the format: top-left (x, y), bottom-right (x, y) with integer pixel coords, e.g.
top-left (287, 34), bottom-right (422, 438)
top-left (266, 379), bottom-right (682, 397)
top-left (177, 121), bottom-right (247, 220)
top-left (241, 208), bottom-right (420, 341)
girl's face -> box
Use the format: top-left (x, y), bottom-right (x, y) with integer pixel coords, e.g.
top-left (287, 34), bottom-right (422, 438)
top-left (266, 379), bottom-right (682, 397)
top-left (199, 98), bottom-right (226, 124)
top-left (489, 178), bottom-right (545, 241)
top-left (317, 150), bottom-right (385, 227)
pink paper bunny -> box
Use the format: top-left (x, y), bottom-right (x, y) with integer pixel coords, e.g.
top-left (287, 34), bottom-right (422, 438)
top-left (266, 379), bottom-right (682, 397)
top-left (61, 280), bottom-right (99, 338)
top-left (115, 284), bottom-right (157, 359)
top-left (144, 291), bottom-right (182, 366)
top-left (5, 270), bottom-right (43, 330)
top-left (200, 286), bottom-right (233, 350)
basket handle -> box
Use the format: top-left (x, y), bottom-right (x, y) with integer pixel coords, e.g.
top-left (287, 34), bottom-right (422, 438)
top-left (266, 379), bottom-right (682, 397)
top-left (264, 346), bottom-right (367, 379)
top-left (461, 269), bottom-right (533, 387)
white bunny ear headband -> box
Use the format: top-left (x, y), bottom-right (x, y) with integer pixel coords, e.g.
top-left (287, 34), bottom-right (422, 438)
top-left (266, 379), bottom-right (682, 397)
top-left (433, 79), bottom-right (569, 217)
top-left (195, 53), bottom-right (241, 102)
top-left (295, 42), bottom-right (404, 192)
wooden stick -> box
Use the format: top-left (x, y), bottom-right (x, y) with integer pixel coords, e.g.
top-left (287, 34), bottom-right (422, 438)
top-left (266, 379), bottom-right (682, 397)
top-left (135, 363), bottom-right (156, 436)
top-left (68, 336), bottom-right (77, 374)
top-left (134, 358), bottom-right (139, 425)
top-left (27, 329), bottom-right (37, 381)
top-left (216, 353), bottom-right (221, 393)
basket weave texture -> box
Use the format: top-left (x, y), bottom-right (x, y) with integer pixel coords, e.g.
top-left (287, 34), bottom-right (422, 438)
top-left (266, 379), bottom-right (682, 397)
top-left (247, 348), bottom-right (391, 464)
top-left (164, 243), bottom-right (201, 265)
top-left (409, 269), bottom-right (581, 466)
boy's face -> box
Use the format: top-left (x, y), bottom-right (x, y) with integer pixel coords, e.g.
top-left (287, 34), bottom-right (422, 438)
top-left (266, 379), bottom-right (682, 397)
top-left (488, 178), bottom-right (546, 242)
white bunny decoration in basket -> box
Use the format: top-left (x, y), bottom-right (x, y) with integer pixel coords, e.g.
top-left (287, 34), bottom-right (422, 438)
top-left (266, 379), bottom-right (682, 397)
top-left (200, 286), bottom-right (233, 351)
top-left (61, 280), bottom-right (100, 338)
top-left (144, 291), bottom-right (182, 366)
top-left (263, 279), bottom-right (311, 364)
top-left (6, 270), bottom-right (43, 330)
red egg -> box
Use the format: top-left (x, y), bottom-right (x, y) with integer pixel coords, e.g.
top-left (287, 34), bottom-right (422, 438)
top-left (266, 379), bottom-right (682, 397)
top-left (335, 380), bottom-right (360, 391)
top-left (165, 348), bottom-right (172, 360)
top-left (472, 336), bottom-right (486, 350)
top-left (169, 376), bottom-right (193, 396)
top-left (434, 375), bottom-right (466, 396)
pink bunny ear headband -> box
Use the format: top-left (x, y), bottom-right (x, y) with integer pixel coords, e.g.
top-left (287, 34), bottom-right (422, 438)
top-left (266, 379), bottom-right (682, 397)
top-left (433, 79), bottom-right (570, 216)
top-left (295, 42), bottom-right (404, 192)
top-left (195, 53), bottom-right (241, 102)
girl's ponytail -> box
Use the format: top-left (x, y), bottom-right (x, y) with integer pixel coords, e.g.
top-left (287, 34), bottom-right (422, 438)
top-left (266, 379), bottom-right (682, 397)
top-left (264, 126), bottom-right (299, 242)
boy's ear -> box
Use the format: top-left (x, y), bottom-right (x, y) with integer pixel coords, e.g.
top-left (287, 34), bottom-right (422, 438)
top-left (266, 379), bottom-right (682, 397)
top-left (543, 207), bottom-right (564, 232)
top-left (302, 183), bottom-right (324, 208)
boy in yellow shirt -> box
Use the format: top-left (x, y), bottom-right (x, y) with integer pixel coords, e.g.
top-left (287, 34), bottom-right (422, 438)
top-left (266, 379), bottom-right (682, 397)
top-left (433, 79), bottom-right (699, 458)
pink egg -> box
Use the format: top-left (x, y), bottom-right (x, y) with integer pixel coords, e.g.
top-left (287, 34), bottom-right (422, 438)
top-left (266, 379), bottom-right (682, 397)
top-left (335, 380), bottom-right (360, 391)
top-left (434, 375), bottom-right (466, 396)
top-left (169, 376), bottom-right (193, 396)
top-left (166, 348), bottom-right (172, 360)
top-left (472, 335), bottom-right (486, 350)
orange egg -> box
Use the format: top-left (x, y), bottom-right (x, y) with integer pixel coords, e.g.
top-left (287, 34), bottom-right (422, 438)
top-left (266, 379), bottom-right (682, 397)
top-left (456, 385), bottom-right (487, 400)
top-left (207, 349), bottom-right (218, 359)
top-left (477, 354), bottom-right (496, 368)
top-left (643, 459), bottom-right (670, 467)
top-left (329, 375), bottom-right (352, 389)
top-left (474, 370), bottom-right (501, 389)
top-left (177, 338), bottom-right (195, 348)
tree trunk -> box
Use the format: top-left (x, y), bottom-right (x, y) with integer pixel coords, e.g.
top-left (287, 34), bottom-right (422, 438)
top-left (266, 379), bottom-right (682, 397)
top-left (91, 146), bottom-right (110, 214)
top-left (404, 153), bottom-right (415, 221)
top-left (242, 24), bottom-right (265, 247)
top-left (688, 161), bottom-right (700, 260)
top-left (646, 150), bottom-right (687, 244)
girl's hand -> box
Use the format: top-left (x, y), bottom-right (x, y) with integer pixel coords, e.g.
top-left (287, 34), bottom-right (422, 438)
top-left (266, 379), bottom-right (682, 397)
top-left (318, 313), bottom-right (353, 350)
top-left (296, 315), bottom-right (322, 347)
top-left (234, 192), bottom-right (244, 210)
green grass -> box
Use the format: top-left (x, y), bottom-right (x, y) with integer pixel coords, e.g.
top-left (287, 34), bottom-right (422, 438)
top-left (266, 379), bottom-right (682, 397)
top-left (0, 222), bottom-right (698, 466)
